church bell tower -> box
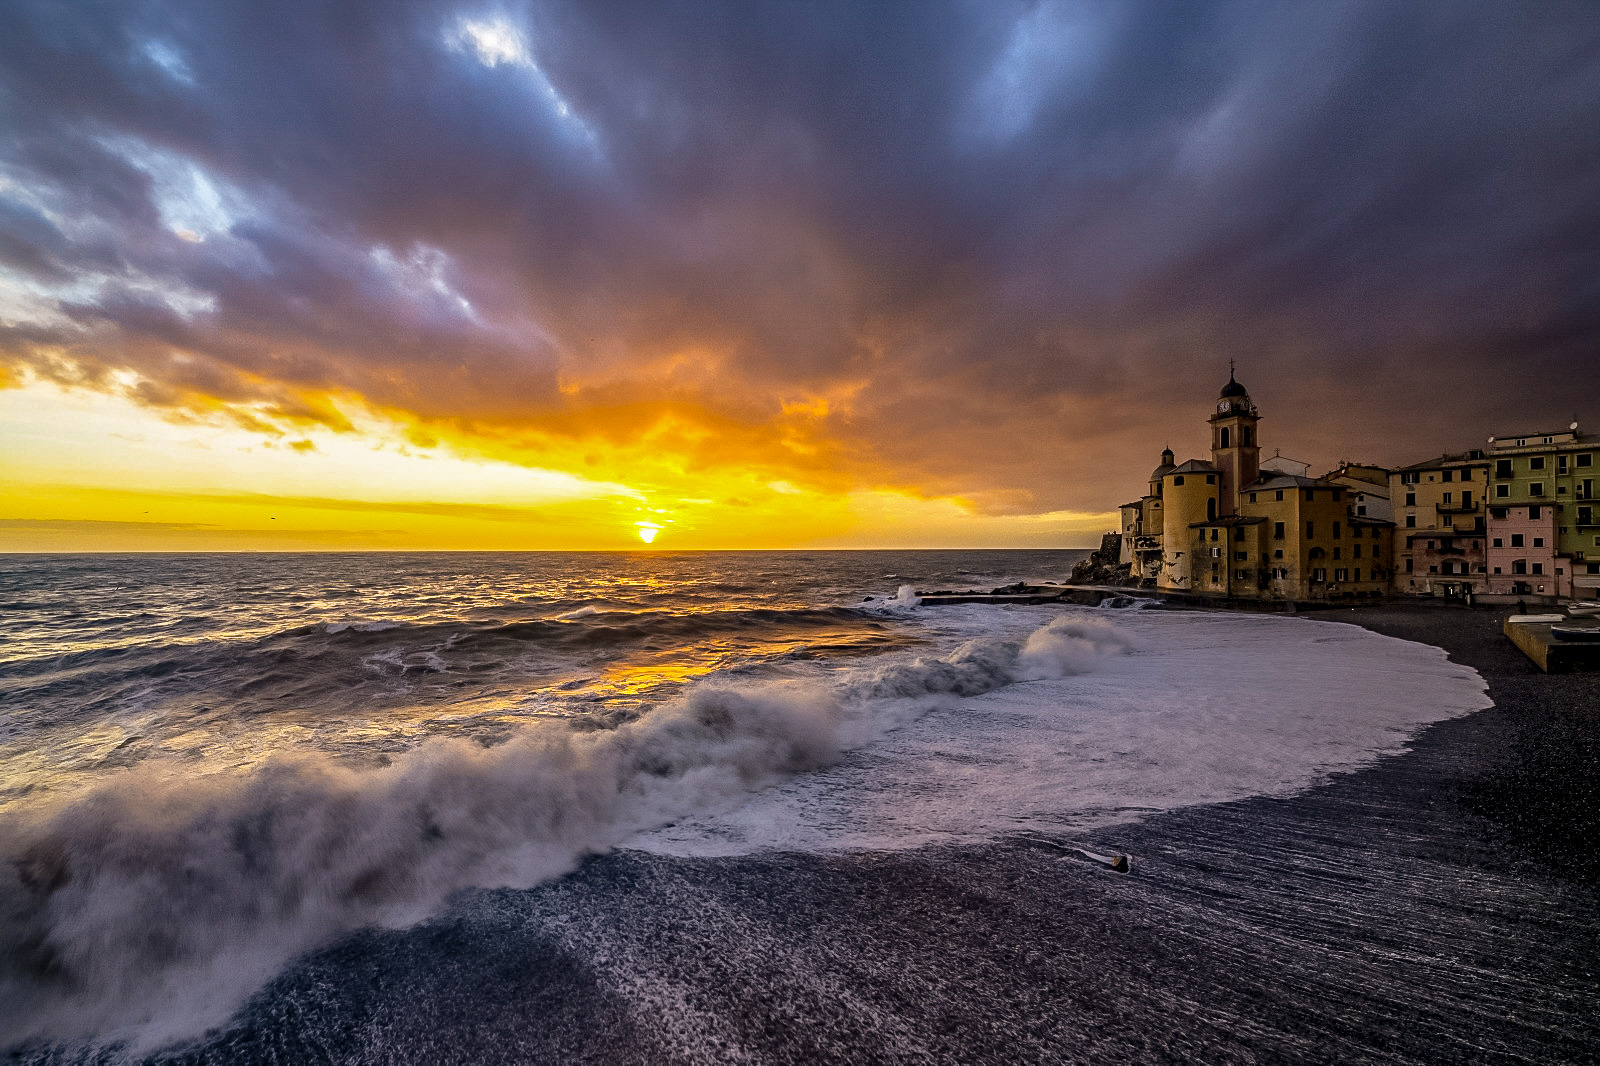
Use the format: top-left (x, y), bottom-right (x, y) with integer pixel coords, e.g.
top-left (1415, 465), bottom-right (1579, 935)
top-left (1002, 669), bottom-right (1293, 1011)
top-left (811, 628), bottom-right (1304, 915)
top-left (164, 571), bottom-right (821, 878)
top-left (1209, 367), bottom-right (1260, 515)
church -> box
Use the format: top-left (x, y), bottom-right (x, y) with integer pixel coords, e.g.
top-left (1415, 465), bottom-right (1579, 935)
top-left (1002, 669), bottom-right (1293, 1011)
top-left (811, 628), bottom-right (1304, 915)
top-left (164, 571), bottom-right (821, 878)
top-left (1119, 374), bottom-right (1395, 601)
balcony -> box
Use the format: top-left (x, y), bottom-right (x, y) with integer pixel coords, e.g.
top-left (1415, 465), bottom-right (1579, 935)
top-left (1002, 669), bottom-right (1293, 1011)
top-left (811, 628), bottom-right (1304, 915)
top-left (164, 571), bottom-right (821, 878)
top-left (1435, 503), bottom-right (1480, 515)
top-left (1132, 536), bottom-right (1163, 552)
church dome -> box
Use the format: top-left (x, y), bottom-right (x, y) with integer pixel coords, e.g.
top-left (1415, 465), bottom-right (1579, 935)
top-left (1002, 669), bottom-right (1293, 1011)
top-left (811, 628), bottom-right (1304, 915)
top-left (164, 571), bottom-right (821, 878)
top-left (1220, 373), bottom-right (1249, 399)
top-left (1150, 447), bottom-right (1176, 481)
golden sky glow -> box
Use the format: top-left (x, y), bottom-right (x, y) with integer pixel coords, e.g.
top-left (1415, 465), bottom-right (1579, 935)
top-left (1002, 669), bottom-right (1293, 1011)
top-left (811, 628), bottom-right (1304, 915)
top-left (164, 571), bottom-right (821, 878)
top-left (4, 0), bottom-right (1595, 552)
top-left (1, 375), bottom-right (1114, 551)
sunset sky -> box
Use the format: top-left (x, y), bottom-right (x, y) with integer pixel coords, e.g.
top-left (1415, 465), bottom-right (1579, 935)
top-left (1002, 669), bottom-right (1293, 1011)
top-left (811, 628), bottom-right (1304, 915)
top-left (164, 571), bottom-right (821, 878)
top-left (3, 0), bottom-right (1598, 550)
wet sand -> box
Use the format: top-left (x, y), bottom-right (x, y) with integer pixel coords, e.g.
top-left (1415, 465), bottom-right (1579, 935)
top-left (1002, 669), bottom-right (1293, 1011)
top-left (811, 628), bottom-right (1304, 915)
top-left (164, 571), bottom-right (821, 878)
top-left (26, 604), bottom-right (1600, 1064)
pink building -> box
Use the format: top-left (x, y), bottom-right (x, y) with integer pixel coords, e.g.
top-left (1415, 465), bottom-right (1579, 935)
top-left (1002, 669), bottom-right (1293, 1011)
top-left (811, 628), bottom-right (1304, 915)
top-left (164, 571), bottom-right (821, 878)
top-left (1485, 503), bottom-right (1563, 598)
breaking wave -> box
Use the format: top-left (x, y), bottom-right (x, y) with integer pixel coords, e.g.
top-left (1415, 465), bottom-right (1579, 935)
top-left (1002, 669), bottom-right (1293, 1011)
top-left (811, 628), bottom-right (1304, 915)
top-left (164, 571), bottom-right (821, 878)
top-left (0, 615), bottom-right (1131, 1050)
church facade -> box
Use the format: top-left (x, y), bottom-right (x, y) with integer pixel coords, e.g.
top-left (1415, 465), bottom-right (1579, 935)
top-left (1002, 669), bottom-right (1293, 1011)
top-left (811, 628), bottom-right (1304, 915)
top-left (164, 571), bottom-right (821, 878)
top-left (1119, 375), bottom-right (1395, 602)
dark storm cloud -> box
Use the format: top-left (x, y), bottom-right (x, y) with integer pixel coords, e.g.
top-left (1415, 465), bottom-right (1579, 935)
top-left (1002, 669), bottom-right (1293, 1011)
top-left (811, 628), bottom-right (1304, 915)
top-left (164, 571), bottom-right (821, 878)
top-left (2, 0), bottom-right (1598, 510)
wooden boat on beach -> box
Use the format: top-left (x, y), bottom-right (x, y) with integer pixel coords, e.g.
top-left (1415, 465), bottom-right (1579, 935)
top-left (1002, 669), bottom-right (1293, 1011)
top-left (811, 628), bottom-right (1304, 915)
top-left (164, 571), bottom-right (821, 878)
top-left (1550, 625), bottom-right (1600, 642)
top-left (1565, 601), bottom-right (1600, 618)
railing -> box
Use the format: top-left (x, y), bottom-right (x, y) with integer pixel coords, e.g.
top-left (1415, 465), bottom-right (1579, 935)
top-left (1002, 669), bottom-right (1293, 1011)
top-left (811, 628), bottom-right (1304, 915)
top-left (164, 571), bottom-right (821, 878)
top-left (1435, 503), bottom-right (1480, 515)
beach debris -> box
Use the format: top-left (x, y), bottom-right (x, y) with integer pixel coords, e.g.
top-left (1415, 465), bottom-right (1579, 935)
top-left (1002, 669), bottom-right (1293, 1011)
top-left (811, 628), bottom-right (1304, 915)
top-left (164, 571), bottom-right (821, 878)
top-left (1016, 834), bottom-right (1132, 874)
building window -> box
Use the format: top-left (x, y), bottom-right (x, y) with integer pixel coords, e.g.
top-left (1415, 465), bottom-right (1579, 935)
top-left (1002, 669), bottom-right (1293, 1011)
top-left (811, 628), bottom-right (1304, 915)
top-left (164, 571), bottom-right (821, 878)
top-left (1530, 505), bottom-right (1541, 520)
top-left (1442, 469), bottom-right (1453, 482)
top-left (1406, 515), bottom-right (1416, 528)
top-left (1405, 493), bottom-right (1416, 506)
top-left (1405, 558), bottom-right (1413, 573)
top-left (1513, 560), bottom-right (1526, 574)
top-left (1493, 566), bottom-right (1501, 574)
top-left (1493, 538), bottom-right (1503, 548)
top-left (1429, 565), bottom-right (1438, 574)
top-left (1589, 563), bottom-right (1599, 575)
top-left (1491, 507), bottom-right (1508, 519)
top-left (1496, 459), bottom-right (1513, 478)
top-left (1532, 562), bottom-right (1544, 575)
top-left (1533, 537), bottom-right (1544, 548)
top-left (1530, 456), bottom-right (1545, 470)
top-left (1579, 453), bottom-right (1593, 467)
top-left (1496, 485), bottom-right (1510, 498)
top-left (1173, 476), bottom-right (1184, 486)
top-left (1530, 483), bottom-right (1545, 496)
top-left (1511, 534), bottom-right (1524, 547)
top-left (1273, 521), bottom-right (1285, 539)
top-left (1357, 505), bottom-right (1366, 515)
top-left (1249, 493), bottom-right (1257, 503)
top-left (1219, 427), bottom-right (1230, 448)
top-left (1275, 490), bottom-right (1284, 501)
top-left (1559, 456), bottom-right (1569, 474)
top-left (1275, 549), bottom-right (1284, 559)
top-left (1427, 540), bottom-right (1436, 549)
top-left (1332, 522), bottom-right (1341, 538)
top-left (1353, 544), bottom-right (1362, 558)
top-left (1442, 492), bottom-right (1452, 505)
top-left (1306, 522), bottom-right (1315, 538)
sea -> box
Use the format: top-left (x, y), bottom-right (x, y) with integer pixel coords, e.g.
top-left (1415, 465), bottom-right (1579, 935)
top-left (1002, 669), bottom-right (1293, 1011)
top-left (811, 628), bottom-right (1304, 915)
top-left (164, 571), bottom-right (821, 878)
top-left (0, 550), bottom-right (1494, 1059)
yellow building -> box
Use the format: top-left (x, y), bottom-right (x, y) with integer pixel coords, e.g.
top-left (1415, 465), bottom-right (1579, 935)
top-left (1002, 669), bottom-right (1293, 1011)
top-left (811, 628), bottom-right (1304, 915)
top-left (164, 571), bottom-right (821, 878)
top-left (1124, 374), bottom-right (1395, 601)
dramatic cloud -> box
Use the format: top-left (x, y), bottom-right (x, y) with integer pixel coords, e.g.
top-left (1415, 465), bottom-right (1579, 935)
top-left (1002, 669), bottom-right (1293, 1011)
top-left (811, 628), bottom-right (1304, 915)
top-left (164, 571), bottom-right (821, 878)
top-left (2, 0), bottom-right (1598, 527)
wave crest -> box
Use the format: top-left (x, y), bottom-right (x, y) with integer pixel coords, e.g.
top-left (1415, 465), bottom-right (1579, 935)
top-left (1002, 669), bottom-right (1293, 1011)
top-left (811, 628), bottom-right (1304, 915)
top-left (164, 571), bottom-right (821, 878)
top-left (0, 613), bottom-right (1131, 1051)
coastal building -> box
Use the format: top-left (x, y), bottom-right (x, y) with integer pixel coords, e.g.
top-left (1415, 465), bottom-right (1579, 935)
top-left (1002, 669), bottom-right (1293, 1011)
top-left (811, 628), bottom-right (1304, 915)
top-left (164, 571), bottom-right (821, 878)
top-left (1390, 451), bottom-right (1489, 599)
top-left (1324, 463), bottom-right (1394, 522)
top-left (1125, 373), bottom-right (1394, 601)
top-left (1484, 426), bottom-right (1599, 600)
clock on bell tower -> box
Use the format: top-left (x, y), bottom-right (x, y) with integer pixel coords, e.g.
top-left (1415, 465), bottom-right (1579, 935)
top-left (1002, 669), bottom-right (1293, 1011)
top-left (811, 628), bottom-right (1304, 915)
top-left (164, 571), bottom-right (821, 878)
top-left (1209, 367), bottom-right (1260, 516)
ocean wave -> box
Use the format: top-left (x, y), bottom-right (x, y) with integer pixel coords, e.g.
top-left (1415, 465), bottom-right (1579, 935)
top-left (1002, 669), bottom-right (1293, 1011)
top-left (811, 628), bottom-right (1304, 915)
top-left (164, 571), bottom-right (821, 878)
top-left (0, 606), bottom-right (895, 729)
top-left (0, 613), bottom-right (1131, 1051)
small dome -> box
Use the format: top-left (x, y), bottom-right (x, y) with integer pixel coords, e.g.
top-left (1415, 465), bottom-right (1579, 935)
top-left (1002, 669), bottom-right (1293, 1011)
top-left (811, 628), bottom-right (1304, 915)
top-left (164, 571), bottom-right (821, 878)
top-left (1220, 373), bottom-right (1248, 399)
top-left (1150, 448), bottom-right (1177, 480)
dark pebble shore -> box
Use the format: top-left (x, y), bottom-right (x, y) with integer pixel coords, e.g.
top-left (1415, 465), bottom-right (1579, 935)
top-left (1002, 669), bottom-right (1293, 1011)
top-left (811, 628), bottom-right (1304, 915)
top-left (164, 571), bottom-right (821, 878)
top-left (21, 604), bottom-right (1600, 1065)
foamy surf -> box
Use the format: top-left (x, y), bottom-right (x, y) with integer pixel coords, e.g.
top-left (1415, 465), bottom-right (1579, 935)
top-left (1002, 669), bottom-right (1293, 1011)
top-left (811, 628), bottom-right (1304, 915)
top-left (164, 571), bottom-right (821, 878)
top-left (626, 610), bottom-right (1491, 856)
top-left (0, 595), bottom-right (1491, 1055)
top-left (0, 611), bottom-right (1128, 1050)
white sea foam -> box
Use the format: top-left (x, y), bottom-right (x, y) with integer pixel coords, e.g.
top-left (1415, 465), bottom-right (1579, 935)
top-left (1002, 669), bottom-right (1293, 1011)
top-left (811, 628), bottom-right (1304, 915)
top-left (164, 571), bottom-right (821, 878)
top-left (0, 607), bottom-right (1490, 1051)
top-left (890, 583), bottom-right (921, 607)
top-left (0, 612), bottom-right (1117, 1049)
top-left (628, 610), bottom-right (1490, 856)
